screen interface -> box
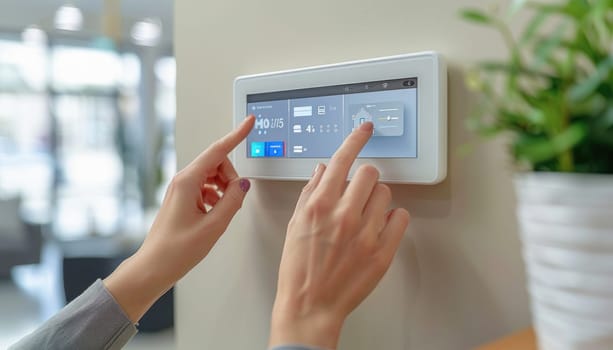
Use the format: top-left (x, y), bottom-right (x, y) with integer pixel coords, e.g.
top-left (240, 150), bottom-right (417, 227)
top-left (246, 77), bottom-right (417, 158)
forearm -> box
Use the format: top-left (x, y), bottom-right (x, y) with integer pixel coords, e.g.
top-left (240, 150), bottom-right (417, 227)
top-left (271, 346), bottom-right (329, 350)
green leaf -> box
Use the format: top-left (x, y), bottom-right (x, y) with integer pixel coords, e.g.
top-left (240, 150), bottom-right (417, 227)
top-left (519, 90), bottom-right (547, 109)
top-left (520, 10), bottom-right (549, 45)
top-left (592, 106), bottom-right (613, 147)
top-left (525, 0), bottom-right (590, 19)
top-left (525, 109), bottom-right (547, 126)
top-left (594, 130), bottom-right (613, 147)
top-left (463, 0), bottom-right (613, 174)
top-left (525, 3), bottom-right (566, 14)
top-left (533, 22), bottom-right (568, 68)
top-left (569, 56), bottom-right (613, 102)
top-left (460, 9), bottom-right (495, 25)
top-left (500, 108), bottom-right (545, 129)
top-left (465, 116), bottom-right (503, 137)
top-left (514, 122), bottom-right (587, 163)
top-left (590, 0), bottom-right (612, 19)
top-left (573, 30), bottom-right (601, 62)
top-left (564, 0), bottom-right (591, 18)
top-left (594, 105), bottom-right (613, 129)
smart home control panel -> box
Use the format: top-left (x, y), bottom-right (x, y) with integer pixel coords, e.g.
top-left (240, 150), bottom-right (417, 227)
top-left (233, 52), bottom-right (447, 184)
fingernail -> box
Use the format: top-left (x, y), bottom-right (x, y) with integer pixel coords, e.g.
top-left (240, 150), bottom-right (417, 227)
top-left (359, 121), bottom-right (374, 132)
top-left (239, 178), bottom-right (251, 193)
top-left (312, 163), bottom-right (321, 176)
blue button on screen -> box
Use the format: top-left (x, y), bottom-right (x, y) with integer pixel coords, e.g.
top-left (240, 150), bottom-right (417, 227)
top-left (265, 141), bottom-right (284, 157)
top-left (251, 142), bottom-right (265, 157)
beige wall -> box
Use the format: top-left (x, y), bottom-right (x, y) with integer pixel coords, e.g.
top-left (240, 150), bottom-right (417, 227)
top-left (174, 0), bottom-right (530, 349)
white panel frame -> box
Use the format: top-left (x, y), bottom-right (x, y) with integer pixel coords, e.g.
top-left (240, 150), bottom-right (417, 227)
top-left (233, 51), bottom-right (447, 184)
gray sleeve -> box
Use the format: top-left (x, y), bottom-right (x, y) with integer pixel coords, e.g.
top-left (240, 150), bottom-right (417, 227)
top-left (9, 279), bottom-right (137, 350)
top-left (271, 346), bottom-right (328, 350)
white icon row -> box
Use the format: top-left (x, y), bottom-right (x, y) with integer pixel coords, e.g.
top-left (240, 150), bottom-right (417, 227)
top-left (293, 105), bottom-right (326, 117)
top-left (293, 124), bottom-right (339, 134)
top-left (293, 145), bottom-right (307, 153)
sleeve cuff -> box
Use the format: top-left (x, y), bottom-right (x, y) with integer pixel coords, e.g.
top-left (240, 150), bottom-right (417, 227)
top-left (270, 345), bottom-right (330, 350)
top-left (10, 279), bottom-right (138, 350)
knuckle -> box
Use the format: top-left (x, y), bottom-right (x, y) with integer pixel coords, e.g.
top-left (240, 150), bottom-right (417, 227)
top-left (332, 153), bottom-right (352, 168)
top-left (367, 214), bottom-right (387, 235)
top-left (208, 139), bottom-right (228, 156)
top-left (377, 184), bottom-right (392, 203)
top-left (301, 180), bottom-right (315, 194)
top-left (168, 171), bottom-right (189, 192)
top-left (336, 211), bottom-right (360, 233)
top-left (225, 184), bottom-right (244, 209)
top-left (229, 184), bottom-right (242, 201)
top-left (373, 254), bottom-right (391, 274)
top-left (305, 196), bottom-right (332, 217)
top-left (355, 236), bottom-right (378, 255)
top-left (210, 139), bottom-right (224, 151)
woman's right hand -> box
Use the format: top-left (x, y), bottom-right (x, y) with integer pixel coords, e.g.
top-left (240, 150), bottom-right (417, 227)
top-left (269, 122), bottom-right (411, 349)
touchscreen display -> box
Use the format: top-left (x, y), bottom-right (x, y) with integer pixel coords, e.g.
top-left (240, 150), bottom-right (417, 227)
top-left (246, 77), bottom-right (417, 158)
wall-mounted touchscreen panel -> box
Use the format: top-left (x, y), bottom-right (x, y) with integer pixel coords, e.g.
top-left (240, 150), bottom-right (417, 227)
top-left (233, 52), bottom-right (447, 184)
top-left (246, 77), bottom-right (417, 159)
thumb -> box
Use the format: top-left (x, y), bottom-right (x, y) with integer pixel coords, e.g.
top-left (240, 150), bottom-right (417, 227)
top-left (205, 177), bottom-right (251, 229)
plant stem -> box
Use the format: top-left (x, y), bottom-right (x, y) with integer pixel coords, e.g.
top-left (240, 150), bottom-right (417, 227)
top-left (559, 106), bottom-right (574, 172)
top-left (559, 149), bottom-right (574, 172)
top-left (496, 20), bottom-right (522, 66)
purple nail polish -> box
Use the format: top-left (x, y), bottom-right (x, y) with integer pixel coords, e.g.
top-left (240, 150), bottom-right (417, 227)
top-left (239, 178), bottom-right (251, 193)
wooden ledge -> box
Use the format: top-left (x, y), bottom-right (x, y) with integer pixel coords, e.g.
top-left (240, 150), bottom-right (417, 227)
top-left (476, 328), bottom-right (536, 350)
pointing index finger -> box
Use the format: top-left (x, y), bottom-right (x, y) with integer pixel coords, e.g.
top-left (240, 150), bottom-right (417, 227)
top-left (209, 115), bottom-right (256, 155)
top-left (189, 115), bottom-right (255, 175)
top-left (318, 122), bottom-right (373, 195)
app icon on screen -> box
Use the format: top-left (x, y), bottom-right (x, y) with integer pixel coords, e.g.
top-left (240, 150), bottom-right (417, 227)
top-left (251, 142), bottom-right (265, 157)
top-left (350, 101), bottom-right (404, 137)
top-left (265, 141), bottom-right (284, 157)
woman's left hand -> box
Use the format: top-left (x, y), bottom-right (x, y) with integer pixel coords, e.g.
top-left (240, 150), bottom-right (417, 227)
top-left (104, 115), bottom-right (255, 322)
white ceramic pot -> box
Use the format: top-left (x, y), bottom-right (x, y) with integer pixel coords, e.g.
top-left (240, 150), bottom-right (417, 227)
top-left (515, 172), bottom-right (613, 350)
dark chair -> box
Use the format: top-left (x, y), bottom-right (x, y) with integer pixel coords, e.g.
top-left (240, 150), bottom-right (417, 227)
top-left (0, 197), bottom-right (43, 278)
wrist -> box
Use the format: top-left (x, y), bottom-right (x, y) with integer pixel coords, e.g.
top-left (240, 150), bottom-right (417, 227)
top-left (103, 251), bottom-right (172, 323)
top-left (269, 299), bottom-right (344, 350)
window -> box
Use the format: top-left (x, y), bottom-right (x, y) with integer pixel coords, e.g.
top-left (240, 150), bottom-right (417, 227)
top-left (155, 56), bottom-right (176, 202)
top-left (0, 37), bottom-right (175, 241)
top-left (0, 39), bottom-right (52, 221)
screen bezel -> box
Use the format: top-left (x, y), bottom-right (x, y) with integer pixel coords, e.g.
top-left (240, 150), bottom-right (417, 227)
top-left (233, 52), bottom-right (446, 184)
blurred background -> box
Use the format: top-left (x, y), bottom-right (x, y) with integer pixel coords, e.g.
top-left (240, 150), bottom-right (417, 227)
top-left (0, 1), bottom-right (175, 348)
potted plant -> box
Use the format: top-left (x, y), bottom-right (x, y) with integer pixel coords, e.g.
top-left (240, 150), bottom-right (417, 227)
top-left (461, 0), bottom-right (613, 348)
